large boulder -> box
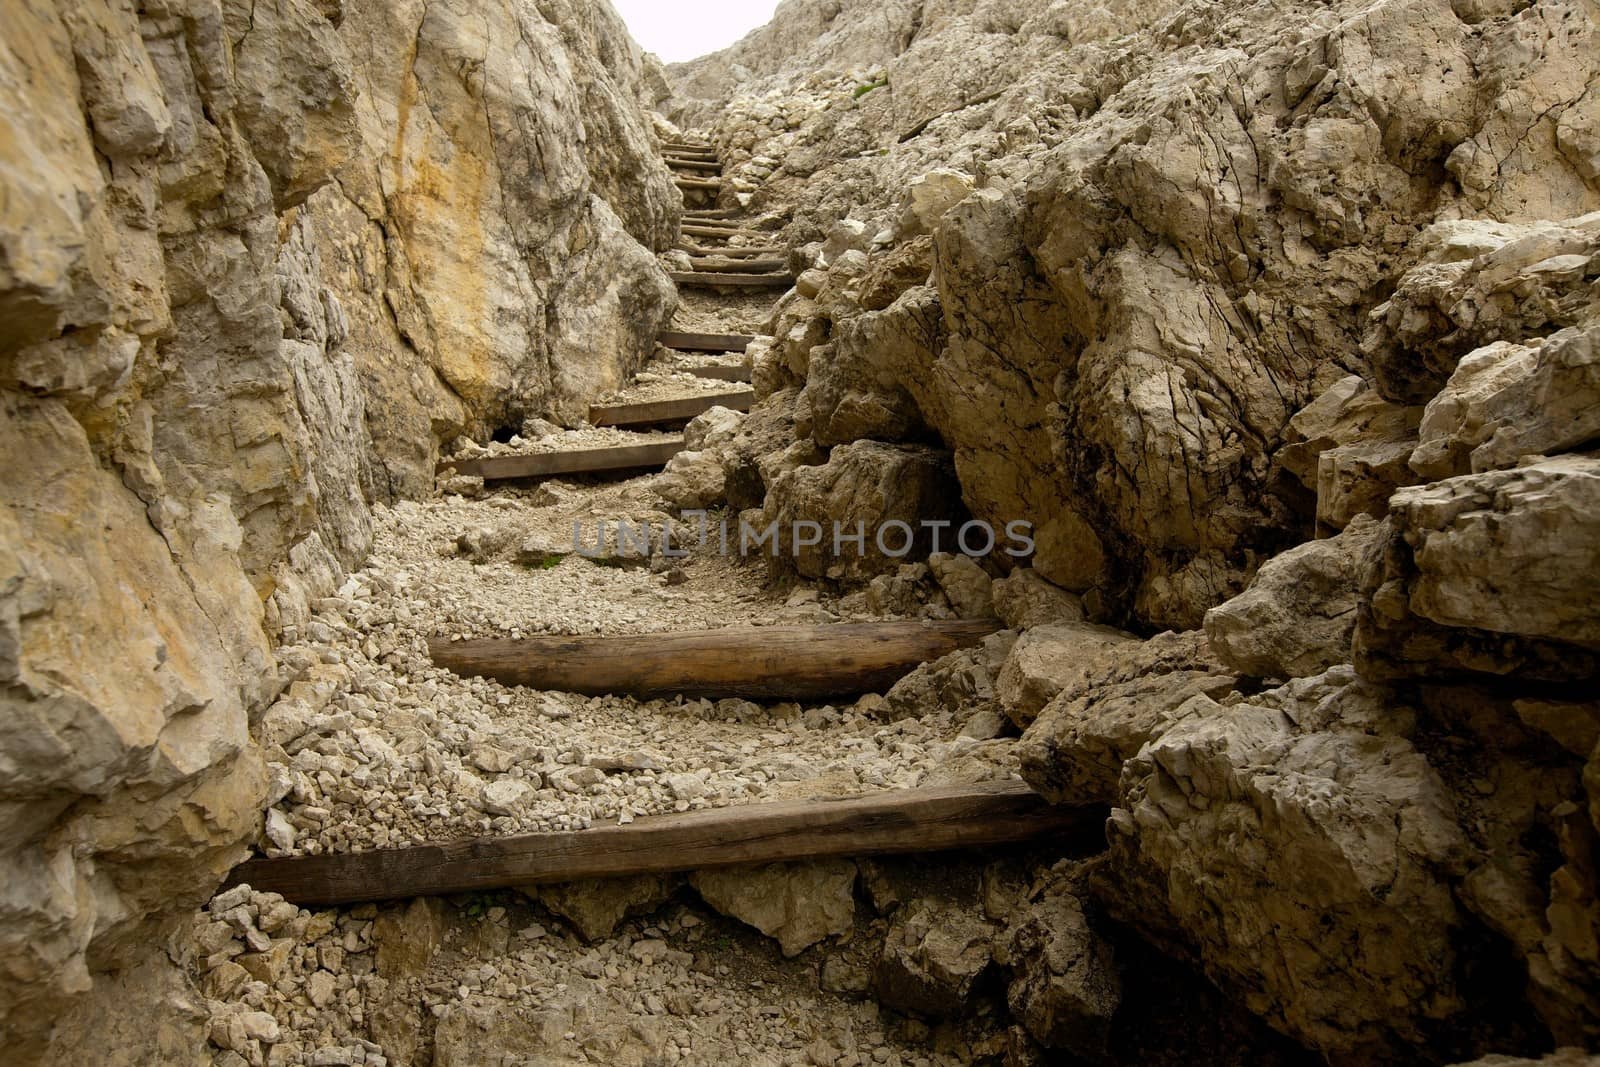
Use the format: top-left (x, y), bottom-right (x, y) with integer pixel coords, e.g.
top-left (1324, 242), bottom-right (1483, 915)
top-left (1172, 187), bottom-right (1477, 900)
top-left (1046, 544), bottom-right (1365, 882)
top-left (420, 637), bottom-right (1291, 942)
top-left (1100, 668), bottom-right (1473, 1062)
top-left (1018, 631), bottom-right (1239, 804)
top-left (1363, 217), bottom-right (1600, 405)
top-left (656, 405), bottom-right (747, 508)
top-left (1204, 515), bottom-right (1388, 680)
top-left (896, 168), bottom-right (976, 238)
top-left (720, 389), bottom-right (814, 512)
top-left (991, 568), bottom-right (1085, 631)
top-left (996, 621), bottom-right (1141, 727)
top-left (760, 440), bottom-right (963, 580)
top-left (1357, 455), bottom-right (1600, 682)
top-left (1276, 376), bottom-right (1422, 497)
top-left (928, 552), bottom-right (995, 620)
top-left (807, 294), bottom-right (933, 446)
top-left (309, 0), bottom-right (680, 481)
top-left (858, 235), bottom-right (937, 311)
top-left (1411, 324), bottom-right (1600, 482)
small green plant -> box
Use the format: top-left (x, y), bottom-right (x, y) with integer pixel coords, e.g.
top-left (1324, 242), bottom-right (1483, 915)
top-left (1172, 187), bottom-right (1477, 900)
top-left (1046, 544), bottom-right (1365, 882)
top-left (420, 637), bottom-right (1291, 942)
top-left (852, 75), bottom-right (889, 100)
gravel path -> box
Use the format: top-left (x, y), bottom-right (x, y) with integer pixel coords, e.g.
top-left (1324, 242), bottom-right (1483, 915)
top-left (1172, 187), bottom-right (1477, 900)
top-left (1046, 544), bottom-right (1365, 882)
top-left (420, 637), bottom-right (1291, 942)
top-left (258, 484), bottom-right (1013, 857)
top-left (200, 206), bottom-right (1019, 1067)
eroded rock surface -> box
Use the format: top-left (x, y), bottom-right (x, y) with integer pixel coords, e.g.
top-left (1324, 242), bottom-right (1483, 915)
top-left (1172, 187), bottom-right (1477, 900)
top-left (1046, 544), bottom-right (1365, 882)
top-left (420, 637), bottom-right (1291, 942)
top-left (0, 0), bottom-right (681, 1056)
top-left (691, 861), bottom-right (858, 957)
top-left (1358, 455), bottom-right (1600, 682)
top-left (1204, 515), bottom-right (1388, 680)
top-left (673, 0), bottom-right (1600, 630)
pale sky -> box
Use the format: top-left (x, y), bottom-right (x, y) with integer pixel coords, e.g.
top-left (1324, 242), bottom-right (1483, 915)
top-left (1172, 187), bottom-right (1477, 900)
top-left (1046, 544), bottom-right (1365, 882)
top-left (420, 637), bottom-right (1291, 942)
top-left (612, 0), bottom-right (783, 64)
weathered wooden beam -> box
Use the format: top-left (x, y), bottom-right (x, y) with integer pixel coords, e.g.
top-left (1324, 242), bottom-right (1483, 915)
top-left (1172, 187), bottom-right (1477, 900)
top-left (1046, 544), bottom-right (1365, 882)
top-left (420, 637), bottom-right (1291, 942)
top-left (429, 619), bottom-right (1002, 700)
top-left (657, 331), bottom-right (754, 353)
top-left (675, 177), bottom-right (723, 192)
top-left (663, 142), bottom-right (716, 153)
top-left (667, 158), bottom-right (722, 173)
top-left (684, 208), bottom-right (740, 220)
top-left (224, 781), bottom-right (1103, 908)
top-left (688, 364), bottom-right (753, 384)
top-left (679, 244), bottom-right (786, 258)
top-left (680, 216), bottom-right (744, 229)
top-left (589, 389), bottom-right (755, 428)
top-left (688, 256), bottom-right (788, 274)
top-left (681, 225), bottom-right (766, 240)
top-left (439, 440), bottom-right (685, 482)
top-left (672, 271), bottom-right (795, 290)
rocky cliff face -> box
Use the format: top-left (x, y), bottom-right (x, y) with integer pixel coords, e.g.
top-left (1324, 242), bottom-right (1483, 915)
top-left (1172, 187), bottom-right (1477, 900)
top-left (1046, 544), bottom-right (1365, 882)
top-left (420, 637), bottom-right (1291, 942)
top-left (672, 0), bottom-right (1599, 630)
top-left (668, 0), bottom-right (1600, 1061)
top-left (0, 0), bottom-right (675, 1057)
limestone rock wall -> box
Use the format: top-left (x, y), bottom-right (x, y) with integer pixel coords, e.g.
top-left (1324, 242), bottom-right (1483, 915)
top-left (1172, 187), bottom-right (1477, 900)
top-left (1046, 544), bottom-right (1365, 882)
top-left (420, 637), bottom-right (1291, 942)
top-left (672, 0), bottom-right (1600, 631)
top-left (670, 0), bottom-right (1600, 1061)
top-left (0, 0), bottom-right (676, 1057)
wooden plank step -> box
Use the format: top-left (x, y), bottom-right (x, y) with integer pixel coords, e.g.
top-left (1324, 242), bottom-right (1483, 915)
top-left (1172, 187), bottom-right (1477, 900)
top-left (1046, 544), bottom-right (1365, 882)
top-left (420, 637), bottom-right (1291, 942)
top-left (223, 781), bottom-right (1106, 908)
top-left (688, 256), bottom-right (788, 274)
top-left (684, 208), bottom-right (741, 220)
top-left (589, 389), bottom-right (755, 428)
top-left (663, 142), bottom-right (715, 153)
top-left (430, 619), bottom-right (1002, 700)
top-left (682, 225), bottom-right (767, 240)
top-left (688, 364), bottom-right (752, 384)
top-left (675, 178), bottom-right (723, 192)
top-left (681, 215), bottom-right (744, 228)
top-left (672, 271), bottom-right (794, 290)
top-left (679, 245), bottom-right (785, 258)
top-left (440, 440), bottom-right (684, 482)
top-left (657, 331), bottom-right (755, 353)
top-left (667, 158), bottom-right (722, 173)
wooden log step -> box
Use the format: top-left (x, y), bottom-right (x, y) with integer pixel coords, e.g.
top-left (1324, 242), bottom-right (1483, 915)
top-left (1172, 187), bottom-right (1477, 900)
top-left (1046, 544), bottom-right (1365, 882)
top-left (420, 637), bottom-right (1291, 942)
top-left (675, 227), bottom-right (768, 241)
top-left (588, 389), bottom-right (755, 428)
top-left (688, 364), bottom-right (752, 383)
top-left (682, 225), bottom-right (748, 238)
top-left (684, 208), bottom-right (741, 220)
top-left (430, 619), bottom-right (1002, 700)
top-left (688, 256), bottom-right (788, 274)
top-left (679, 244), bottom-right (786, 258)
top-left (663, 142), bottom-right (715, 153)
top-left (224, 781), bottom-right (1105, 908)
top-left (440, 439), bottom-right (684, 482)
top-left (657, 331), bottom-right (754, 353)
top-left (667, 158), bottom-right (722, 173)
top-left (672, 271), bottom-right (795, 290)
top-left (681, 215), bottom-right (744, 228)
top-left (681, 226), bottom-right (767, 241)
top-left (675, 177), bottom-right (723, 192)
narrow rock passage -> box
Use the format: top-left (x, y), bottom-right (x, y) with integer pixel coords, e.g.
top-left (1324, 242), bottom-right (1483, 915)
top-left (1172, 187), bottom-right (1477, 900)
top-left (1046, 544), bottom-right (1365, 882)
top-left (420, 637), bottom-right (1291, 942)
top-left (202, 138), bottom-right (1031, 1067)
